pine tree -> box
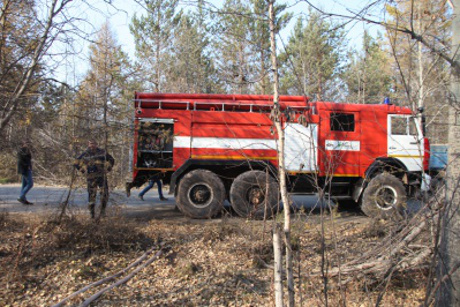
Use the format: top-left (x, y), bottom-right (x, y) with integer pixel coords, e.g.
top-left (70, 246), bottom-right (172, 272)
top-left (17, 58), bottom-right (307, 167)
top-left (167, 12), bottom-right (221, 93)
top-left (214, 0), bottom-right (253, 94)
top-left (279, 11), bottom-right (345, 100)
top-left (130, 0), bottom-right (181, 92)
top-left (248, 0), bottom-right (290, 95)
top-left (342, 32), bottom-right (392, 104)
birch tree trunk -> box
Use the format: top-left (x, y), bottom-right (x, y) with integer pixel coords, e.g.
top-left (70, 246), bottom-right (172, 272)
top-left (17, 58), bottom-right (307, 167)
top-left (273, 224), bottom-right (284, 307)
top-left (268, 1), bottom-right (294, 306)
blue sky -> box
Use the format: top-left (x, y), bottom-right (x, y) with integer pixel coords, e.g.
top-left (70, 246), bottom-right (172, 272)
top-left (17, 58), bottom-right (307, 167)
top-left (108, 0), bottom-right (381, 56)
top-left (57, 0), bottom-right (382, 83)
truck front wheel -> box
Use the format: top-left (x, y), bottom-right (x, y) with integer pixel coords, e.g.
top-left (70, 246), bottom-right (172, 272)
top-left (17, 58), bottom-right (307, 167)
top-left (230, 170), bottom-right (279, 219)
top-left (177, 169), bottom-right (225, 218)
top-left (361, 173), bottom-right (407, 219)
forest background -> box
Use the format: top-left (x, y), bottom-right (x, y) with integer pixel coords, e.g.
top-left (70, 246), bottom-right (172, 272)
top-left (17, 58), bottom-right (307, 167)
top-left (1, 1), bottom-right (458, 306)
top-left (0, 0), bottom-right (451, 186)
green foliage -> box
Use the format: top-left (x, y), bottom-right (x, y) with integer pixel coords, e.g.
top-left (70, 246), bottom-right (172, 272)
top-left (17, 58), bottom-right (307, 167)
top-left (279, 11), bottom-right (346, 100)
top-left (129, 0), bottom-right (181, 92)
top-left (248, 0), bottom-right (291, 95)
top-left (214, 0), bottom-right (253, 94)
top-left (213, 0), bottom-right (291, 94)
top-left (167, 12), bottom-right (222, 93)
top-left (342, 32), bottom-right (392, 104)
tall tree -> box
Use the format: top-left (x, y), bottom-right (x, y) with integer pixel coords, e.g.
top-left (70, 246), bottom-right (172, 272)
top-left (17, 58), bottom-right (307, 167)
top-left (342, 31), bottom-right (392, 104)
top-left (0, 0), bottom-right (74, 136)
top-left (268, 1), bottom-right (295, 306)
top-left (385, 0), bottom-right (451, 142)
top-left (248, 0), bottom-right (290, 95)
top-left (214, 0), bottom-right (254, 94)
top-left (130, 0), bottom-right (181, 92)
top-left (75, 22), bottom-right (132, 184)
top-left (167, 11), bottom-right (221, 93)
top-left (279, 11), bottom-right (345, 100)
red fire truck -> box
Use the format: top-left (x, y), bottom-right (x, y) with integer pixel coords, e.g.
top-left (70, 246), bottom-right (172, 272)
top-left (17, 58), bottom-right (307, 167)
top-left (128, 92), bottom-right (429, 219)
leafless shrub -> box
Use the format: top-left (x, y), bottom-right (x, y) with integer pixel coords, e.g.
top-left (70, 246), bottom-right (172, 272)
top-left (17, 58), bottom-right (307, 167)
top-left (48, 215), bottom-right (153, 253)
top-left (251, 242), bottom-right (273, 269)
top-left (0, 211), bottom-right (9, 230)
top-left (178, 262), bottom-right (201, 277)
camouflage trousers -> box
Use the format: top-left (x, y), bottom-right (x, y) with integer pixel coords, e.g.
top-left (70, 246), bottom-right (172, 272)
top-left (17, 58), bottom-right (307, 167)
top-left (87, 176), bottom-right (109, 218)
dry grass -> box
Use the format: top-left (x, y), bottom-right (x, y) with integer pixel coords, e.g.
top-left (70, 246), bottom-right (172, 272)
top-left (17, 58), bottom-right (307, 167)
top-left (0, 210), bottom-right (429, 307)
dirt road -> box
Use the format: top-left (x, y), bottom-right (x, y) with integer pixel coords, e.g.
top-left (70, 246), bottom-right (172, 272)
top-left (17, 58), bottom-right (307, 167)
top-left (0, 183), bottom-right (372, 222)
top-left (0, 184), bottom-right (179, 219)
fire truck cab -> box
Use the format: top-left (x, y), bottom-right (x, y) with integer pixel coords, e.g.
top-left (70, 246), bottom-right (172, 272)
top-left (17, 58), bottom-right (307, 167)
top-left (128, 92), bottom-right (428, 219)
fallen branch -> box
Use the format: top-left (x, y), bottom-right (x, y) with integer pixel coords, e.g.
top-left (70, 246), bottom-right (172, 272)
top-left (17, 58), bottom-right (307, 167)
top-left (51, 245), bottom-right (162, 307)
top-left (79, 248), bottom-right (164, 307)
top-left (315, 210), bottom-right (437, 281)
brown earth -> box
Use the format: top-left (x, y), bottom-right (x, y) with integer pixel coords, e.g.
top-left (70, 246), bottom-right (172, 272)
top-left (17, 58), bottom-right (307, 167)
top-left (0, 208), bottom-right (428, 307)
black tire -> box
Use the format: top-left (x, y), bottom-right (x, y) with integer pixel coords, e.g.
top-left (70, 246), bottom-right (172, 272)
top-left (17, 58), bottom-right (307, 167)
top-left (361, 173), bottom-right (407, 219)
top-left (177, 169), bottom-right (225, 218)
top-left (230, 170), bottom-right (279, 219)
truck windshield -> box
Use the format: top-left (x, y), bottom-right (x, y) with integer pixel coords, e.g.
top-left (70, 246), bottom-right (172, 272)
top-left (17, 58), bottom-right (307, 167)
top-left (391, 116), bottom-right (419, 136)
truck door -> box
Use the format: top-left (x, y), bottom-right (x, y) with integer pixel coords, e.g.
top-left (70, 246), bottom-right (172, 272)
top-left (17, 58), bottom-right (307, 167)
top-left (136, 118), bottom-right (174, 169)
top-left (284, 123), bottom-right (318, 172)
top-left (321, 111), bottom-right (361, 176)
top-left (388, 115), bottom-right (423, 172)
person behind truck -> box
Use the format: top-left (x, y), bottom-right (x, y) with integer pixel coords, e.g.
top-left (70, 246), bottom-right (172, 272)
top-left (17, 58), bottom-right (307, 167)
top-left (17, 140), bottom-right (34, 205)
top-left (138, 172), bottom-right (168, 201)
top-left (74, 139), bottom-right (115, 219)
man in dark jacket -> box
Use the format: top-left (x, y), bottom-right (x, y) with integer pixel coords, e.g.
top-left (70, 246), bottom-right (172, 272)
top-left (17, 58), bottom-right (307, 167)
top-left (17, 140), bottom-right (34, 205)
top-left (75, 140), bottom-right (115, 218)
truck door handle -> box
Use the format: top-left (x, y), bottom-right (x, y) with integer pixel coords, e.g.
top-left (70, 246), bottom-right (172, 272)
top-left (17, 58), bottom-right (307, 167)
top-left (410, 141), bottom-right (419, 145)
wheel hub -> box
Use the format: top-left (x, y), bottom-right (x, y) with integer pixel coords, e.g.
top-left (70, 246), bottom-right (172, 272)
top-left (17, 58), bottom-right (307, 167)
top-left (375, 185), bottom-right (398, 210)
top-left (247, 187), bottom-right (265, 206)
top-left (188, 183), bottom-right (212, 208)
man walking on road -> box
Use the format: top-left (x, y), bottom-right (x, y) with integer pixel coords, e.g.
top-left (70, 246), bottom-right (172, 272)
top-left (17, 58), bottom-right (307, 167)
top-left (75, 139), bottom-right (115, 219)
top-left (17, 140), bottom-right (34, 205)
top-left (138, 172), bottom-right (168, 201)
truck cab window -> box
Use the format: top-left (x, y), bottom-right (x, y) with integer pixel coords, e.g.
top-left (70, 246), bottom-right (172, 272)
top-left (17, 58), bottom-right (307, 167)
top-left (391, 117), bottom-right (407, 135)
top-left (330, 113), bottom-right (355, 132)
top-left (391, 116), bottom-right (418, 136)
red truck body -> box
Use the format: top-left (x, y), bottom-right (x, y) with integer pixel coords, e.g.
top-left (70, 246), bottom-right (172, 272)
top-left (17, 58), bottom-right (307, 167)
top-left (129, 92), bottom-right (428, 219)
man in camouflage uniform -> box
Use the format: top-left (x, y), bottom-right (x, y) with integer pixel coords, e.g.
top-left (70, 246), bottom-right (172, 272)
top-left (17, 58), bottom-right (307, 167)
top-left (75, 140), bottom-right (115, 218)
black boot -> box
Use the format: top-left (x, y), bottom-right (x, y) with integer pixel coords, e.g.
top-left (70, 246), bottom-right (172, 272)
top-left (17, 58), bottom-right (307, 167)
top-left (88, 203), bottom-right (95, 219)
top-left (125, 182), bottom-right (133, 197)
top-left (100, 203), bottom-right (106, 218)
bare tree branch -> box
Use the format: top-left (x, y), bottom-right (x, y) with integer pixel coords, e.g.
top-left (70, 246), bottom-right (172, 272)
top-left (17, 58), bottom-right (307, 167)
top-left (301, 0), bottom-right (460, 76)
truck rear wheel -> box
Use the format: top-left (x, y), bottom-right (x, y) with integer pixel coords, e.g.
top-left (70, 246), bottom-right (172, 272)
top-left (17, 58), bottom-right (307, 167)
top-left (177, 169), bottom-right (225, 218)
top-left (230, 170), bottom-right (279, 219)
top-left (361, 173), bottom-right (407, 219)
